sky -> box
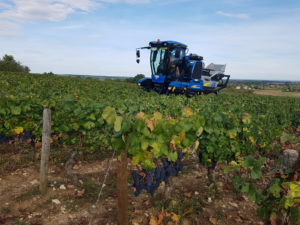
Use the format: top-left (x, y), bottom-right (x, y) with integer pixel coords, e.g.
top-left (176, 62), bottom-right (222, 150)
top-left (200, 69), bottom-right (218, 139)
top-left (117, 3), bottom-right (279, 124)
top-left (0, 0), bottom-right (300, 80)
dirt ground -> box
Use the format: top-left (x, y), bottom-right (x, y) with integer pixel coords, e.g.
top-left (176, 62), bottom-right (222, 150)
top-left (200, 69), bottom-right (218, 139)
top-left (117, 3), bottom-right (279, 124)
top-left (253, 90), bottom-right (300, 97)
top-left (0, 150), bottom-right (265, 225)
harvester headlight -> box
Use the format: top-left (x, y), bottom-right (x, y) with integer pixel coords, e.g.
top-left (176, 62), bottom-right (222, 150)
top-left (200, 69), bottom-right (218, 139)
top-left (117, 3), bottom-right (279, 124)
top-left (168, 87), bottom-right (172, 90)
top-left (138, 83), bottom-right (141, 86)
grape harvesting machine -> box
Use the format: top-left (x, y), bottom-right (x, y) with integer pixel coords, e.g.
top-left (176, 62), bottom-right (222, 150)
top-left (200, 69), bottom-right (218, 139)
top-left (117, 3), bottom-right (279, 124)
top-left (136, 40), bottom-right (230, 95)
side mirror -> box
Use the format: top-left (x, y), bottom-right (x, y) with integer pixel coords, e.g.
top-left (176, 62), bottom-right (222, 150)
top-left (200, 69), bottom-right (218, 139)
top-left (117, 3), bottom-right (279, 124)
top-left (136, 59), bottom-right (140, 64)
top-left (136, 50), bottom-right (140, 58)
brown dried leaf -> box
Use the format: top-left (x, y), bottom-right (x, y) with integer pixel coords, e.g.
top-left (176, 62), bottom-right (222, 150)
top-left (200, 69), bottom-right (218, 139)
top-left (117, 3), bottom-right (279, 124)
top-left (209, 217), bottom-right (218, 225)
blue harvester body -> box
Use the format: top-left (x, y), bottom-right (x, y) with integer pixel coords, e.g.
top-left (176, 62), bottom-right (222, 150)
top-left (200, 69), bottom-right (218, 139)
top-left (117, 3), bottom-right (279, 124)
top-left (136, 40), bottom-right (230, 95)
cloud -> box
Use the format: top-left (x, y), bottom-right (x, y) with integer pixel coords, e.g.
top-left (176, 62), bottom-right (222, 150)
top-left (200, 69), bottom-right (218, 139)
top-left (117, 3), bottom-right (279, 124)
top-left (216, 11), bottom-right (250, 19)
top-left (101, 0), bottom-right (151, 4)
top-left (0, 0), bottom-right (96, 22)
top-left (0, 0), bottom-right (152, 23)
top-left (0, 2), bottom-right (13, 9)
top-left (0, 20), bottom-right (19, 37)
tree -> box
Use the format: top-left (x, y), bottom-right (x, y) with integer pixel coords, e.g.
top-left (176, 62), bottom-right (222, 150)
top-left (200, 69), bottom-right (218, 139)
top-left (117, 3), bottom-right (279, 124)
top-left (43, 72), bottom-right (54, 75)
top-left (0, 54), bottom-right (30, 73)
top-left (125, 74), bottom-right (145, 83)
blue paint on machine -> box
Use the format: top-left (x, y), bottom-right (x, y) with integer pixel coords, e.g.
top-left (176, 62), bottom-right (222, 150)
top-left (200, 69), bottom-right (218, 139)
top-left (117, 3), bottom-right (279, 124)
top-left (136, 40), bottom-right (230, 96)
top-left (151, 74), bottom-right (166, 84)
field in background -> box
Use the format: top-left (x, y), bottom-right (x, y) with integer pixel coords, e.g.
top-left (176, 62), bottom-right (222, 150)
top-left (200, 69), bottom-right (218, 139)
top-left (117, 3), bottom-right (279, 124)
top-left (254, 90), bottom-right (300, 97)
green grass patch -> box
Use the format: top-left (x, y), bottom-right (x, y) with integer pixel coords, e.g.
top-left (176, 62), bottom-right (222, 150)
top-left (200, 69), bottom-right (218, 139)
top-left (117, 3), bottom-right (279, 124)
top-left (15, 186), bottom-right (40, 202)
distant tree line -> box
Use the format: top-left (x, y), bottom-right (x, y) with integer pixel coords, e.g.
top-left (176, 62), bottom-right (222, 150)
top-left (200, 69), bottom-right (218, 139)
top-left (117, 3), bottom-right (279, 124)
top-left (125, 74), bottom-right (145, 83)
top-left (0, 54), bottom-right (30, 73)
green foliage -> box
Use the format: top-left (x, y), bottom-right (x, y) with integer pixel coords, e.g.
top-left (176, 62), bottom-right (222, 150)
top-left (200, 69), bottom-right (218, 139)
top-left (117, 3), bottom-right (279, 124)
top-left (0, 72), bottom-right (299, 157)
top-left (229, 156), bottom-right (300, 225)
top-left (0, 73), bottom-right (300, 222)
top-left (125, 74), bottom-right (145, 83)
top-left (0, 55), bottom-right (30, 73)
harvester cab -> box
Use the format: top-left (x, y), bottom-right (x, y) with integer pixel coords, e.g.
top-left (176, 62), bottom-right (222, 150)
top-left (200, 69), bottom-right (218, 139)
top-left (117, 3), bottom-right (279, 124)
top-left (136, 40), bottom-right (230, 95)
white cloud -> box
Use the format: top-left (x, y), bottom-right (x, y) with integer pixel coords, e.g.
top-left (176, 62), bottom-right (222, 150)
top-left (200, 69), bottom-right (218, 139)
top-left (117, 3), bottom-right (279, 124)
top-left (101, 0), bottom-right (151, 4)
top-left (0, 2), bottom-right (13, 9)
top-left (0, 0), bottom-right (153, 37)
top-left (216, 11), bottom-right (250, 19)
top-left (0, 0), bottom-right (96, 22)
top-left (0, 0), bottom-right (152, 23)
top-left (0, 20), bottom-right (19, 37)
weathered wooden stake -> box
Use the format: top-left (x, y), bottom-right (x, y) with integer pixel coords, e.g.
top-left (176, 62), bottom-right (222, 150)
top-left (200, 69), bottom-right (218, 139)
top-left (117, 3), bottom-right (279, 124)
top-left (117, 151), bottom-right (128, 225)
top-left (39, 107), bottom-right (51, 194)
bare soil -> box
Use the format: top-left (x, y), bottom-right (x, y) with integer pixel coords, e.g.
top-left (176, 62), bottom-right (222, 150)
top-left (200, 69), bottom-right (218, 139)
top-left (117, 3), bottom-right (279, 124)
top-left (254, 90), bottom-right (300, 97)
top-left (0, 151), bottom-right (264, 225)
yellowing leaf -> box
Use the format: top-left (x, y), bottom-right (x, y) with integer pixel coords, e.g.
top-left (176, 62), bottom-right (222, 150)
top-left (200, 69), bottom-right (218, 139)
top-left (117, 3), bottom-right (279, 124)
top-left (182, 107), bottom-right (193, 118)
top-left (114, 116), bottom-right (123, 132)
top-left (153, 112), bottom-right (162, 120)
top-left (132, 155), bottom-right (141, 166)
top-left (141, 141), bottom-right (149, 151)
top-left (259, 143), bottom-right (266, 148)
top-left (191, 140), bottom-right (200, 152)
top-left (146, 119), bottom-right (154, 131)
top-left (136, 112), bottom-right (145, 119)
top-left (157, 211), bottom-right (165, 224)
top-left (170, 135), bottom-right (181, 146)
top-left (248, 136), bottom-right (255, 144)
top-left (196, 127), bottom-right (203, 137)
top-left (288, 182), bottom-right (300, 198)
top-left (13, 126), bottom-right (24, 134)
top-left (149, 216), bottom-right (158, 225)
top-left (150, 142), bottom-right (160, 156)
top-left (228, 132), bottom-right (237, 139)
top-left (35, 142), bottom-right (42, 148)
top-left (242, 113), bottom-right (251, 124)
top-left (102, 106), bottom-right (116, 125)
top-left (183, 207), bottom-right (193, 215)
top-left (182, 147), bottom-right (189, 153)
top-left (230, 161), bottom-right (238, 166)
top-left (179, 130), bottom-right (185, 140)
top-left (209, 217), bottom-right (218, 225)
top-left (165, 115), bottom-right (173, 120)
top-left (170, 212), bottom-right (180, 223)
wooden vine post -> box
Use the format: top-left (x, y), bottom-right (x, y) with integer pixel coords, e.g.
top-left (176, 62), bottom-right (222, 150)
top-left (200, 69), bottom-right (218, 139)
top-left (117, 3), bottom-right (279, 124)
top-left (117, 150), bottom-right (129, 225)
top-left (39, 106), bottom-right (51, 194)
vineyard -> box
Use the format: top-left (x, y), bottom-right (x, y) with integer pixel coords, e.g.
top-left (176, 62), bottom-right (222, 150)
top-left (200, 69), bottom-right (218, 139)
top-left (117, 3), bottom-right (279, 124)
top-left (0, 72), bottom-right (300, 225)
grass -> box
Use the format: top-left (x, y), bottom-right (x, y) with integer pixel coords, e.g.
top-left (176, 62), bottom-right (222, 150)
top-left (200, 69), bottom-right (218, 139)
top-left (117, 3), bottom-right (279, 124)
top-left (0, 142), bottom-right (113, 176)
top-left (167, 195), bottom-right (206, 216)
top-left (65, 201), bottom-right (78, 212)
top-left (15, 186), bottom-right (40, 202)
top-left (152, 190), bottom-right (207, 219)
top-left (0, 152), bottom-right (36, 175)
top-left (81, 179), bottom-right (99, 200)
top-left (0, 206), bottom-right (11, 214)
